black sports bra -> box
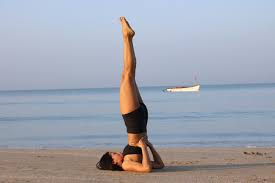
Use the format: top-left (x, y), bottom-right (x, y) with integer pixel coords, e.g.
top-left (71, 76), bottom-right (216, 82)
top-left (122, 144), bottom-right (142, 156)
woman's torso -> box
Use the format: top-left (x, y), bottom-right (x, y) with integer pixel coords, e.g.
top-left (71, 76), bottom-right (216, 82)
top-left (127, 132), bottom-right (147, 146)
top-left (124, 132), bottom-right (147, 162)
top-left (123, 103), bottom-right (148, 162)
top-left (124, 154), bottom-right (142, 162)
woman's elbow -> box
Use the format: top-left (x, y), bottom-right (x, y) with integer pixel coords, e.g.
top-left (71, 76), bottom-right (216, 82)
top-left (143, 167), bottom-right (152, 173)
top-left (142, 165), bottom-right (152, 173)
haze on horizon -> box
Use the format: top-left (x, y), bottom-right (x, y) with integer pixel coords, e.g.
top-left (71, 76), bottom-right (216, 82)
top-left (0, 0), bottom-right (274, 90)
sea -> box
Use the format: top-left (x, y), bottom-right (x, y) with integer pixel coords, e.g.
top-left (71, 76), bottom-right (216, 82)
top-left (0, 83), bottom-right (275, 149)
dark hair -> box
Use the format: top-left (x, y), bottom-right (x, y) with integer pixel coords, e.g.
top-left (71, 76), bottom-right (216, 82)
top-left (96, 152), bottom-right (123, 171)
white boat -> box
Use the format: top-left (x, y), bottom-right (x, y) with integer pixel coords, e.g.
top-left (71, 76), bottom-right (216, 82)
top-left (165, 84), bottom-right (200, 92)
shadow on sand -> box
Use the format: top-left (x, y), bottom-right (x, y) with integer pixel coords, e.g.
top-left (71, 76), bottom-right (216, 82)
top-left (154, 163), bottom-right (275, 173)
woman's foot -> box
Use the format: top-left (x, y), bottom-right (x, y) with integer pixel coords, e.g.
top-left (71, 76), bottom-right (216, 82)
top-left (120, 17), bottom-right (135, 38)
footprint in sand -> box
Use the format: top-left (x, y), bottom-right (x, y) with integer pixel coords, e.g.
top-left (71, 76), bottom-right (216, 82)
top-left (170, 160), bottom-right (200, 165)
top-left (170, 161), bottom-right (182, 165)
top-left (224, 158), bottom-right (236, 163)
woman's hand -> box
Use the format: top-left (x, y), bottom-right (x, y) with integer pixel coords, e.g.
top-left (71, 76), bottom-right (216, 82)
top-left (137, 137), bottom-right (146, 148)
top-left (144, 138), bottom-right (153, 148)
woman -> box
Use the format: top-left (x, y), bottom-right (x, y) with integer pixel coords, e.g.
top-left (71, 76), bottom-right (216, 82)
top-left (96, 17), bottom-right (164, 173)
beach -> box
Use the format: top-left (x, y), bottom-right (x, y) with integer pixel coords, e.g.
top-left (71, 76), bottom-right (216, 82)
top-left (1, 0), bottom-right (275, 182)
top-left (0, 147), bottom-right (274, 183)
top-left (1, 85), bottom-right (275, 182)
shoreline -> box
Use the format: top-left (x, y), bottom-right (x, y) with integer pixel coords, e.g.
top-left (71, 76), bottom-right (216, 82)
top-left (0, 147), bottom-right (274, 183)
top-left (1, 146), bottom-right (275, 150)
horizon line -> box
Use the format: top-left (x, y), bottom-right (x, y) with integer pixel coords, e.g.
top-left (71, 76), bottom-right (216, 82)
top-left (0, 82), bottom-right (274, 92)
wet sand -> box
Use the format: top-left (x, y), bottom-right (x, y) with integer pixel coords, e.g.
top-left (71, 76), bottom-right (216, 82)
top-left (0, 148), bottom-right (274, 183)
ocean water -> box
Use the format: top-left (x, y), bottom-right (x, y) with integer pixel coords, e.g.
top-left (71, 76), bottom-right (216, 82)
top-left (0, 83), bottom-right (275, 149)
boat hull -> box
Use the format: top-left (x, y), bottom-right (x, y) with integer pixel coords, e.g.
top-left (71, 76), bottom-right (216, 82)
top-left (165, 85), bottom-right (200, 92)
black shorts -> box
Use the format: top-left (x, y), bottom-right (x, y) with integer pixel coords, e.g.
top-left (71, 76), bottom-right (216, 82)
top-left (122, 103), bottom-right (148, 134)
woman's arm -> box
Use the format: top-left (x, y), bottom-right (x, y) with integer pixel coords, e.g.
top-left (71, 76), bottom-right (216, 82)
top-left (146, 140), bottom-right (165, 169)
top-left (122, 137), bottom-right (152, 173)
top-left (139, 141), bottom-right (152, 172)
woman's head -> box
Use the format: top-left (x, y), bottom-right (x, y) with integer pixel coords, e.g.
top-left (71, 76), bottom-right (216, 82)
top-left (96, 152), bottom-right (123, 171)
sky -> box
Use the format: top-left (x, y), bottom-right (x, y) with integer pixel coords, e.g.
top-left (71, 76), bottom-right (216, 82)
top-left (0, 0), bottom-right (274, 90)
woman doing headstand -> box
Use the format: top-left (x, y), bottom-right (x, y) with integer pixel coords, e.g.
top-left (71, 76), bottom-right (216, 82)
top-left (96, 17), bottom-right (164, 173)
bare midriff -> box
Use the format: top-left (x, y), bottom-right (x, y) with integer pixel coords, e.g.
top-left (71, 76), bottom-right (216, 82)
top-left (127, 132), bottom-right (147, 146)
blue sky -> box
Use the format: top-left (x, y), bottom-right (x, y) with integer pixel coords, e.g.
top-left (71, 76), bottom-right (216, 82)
top-left (0, 0), bottom-right (274, 90)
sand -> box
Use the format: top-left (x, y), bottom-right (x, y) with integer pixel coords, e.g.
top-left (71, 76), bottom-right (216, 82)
top-left (0, 147), bottom-right (274, 183)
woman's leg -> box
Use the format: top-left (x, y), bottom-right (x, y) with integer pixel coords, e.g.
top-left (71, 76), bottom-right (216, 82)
top-left (119, 17), bottom-right (143, 114)
top-left (121, 18), bottom-right (143, 104)
top-left (134, 81), bottom-right (144, 104)
top-left (127, 22), bottom-right (144, 104)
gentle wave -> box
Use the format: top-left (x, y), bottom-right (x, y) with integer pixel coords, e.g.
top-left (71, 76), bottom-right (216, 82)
top-left (1, 110), bottom-right (274, 122)
top-left (151, 110), bottom-right (275, 120)
top-left (6, 132), bottom-right (275, 140)
top-left (0, 114), bottom-right (121, 122)
top-left (0, 100), bottom-right (119, 106)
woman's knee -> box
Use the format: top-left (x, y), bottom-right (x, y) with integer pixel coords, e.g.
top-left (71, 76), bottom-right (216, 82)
top-left (121, 70), bottom-right (135, 82)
